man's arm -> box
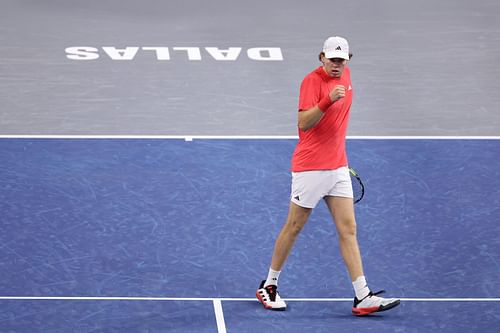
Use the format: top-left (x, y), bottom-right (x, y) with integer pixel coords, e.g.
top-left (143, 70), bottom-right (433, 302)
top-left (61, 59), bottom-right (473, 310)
top-left (297, 106), bottom-right (325, 131)
top-left (298, 85), bottom-right (346, 131)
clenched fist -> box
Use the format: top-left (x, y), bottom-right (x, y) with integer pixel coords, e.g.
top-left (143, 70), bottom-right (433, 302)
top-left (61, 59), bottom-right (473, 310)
top-left (329, 85), bottom-right (346, 102)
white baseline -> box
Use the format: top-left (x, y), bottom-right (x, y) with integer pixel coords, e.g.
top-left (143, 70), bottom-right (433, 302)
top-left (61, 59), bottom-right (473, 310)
top-left (0, 296), bottom-right (498, 302)
top-left (1, 135), bottom-right (500, 140)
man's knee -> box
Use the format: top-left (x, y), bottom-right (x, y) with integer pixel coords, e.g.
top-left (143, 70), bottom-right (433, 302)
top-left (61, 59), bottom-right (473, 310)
top-left (337, 218), bottom-right (357, 239)
top-left (285, 205), bottom-right (311, 237)
top-left (286, 217), bottom-right (306, 236)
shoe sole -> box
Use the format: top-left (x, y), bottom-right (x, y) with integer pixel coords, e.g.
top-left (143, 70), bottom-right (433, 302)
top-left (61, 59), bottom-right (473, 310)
top-left (256, 290), bottom-right (287, 311)
top-left (352, 299), bottom-right (400, 316)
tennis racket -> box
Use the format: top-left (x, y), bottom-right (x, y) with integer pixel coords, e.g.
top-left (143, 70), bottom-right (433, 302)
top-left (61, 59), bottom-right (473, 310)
top-left (349, 167), bottom-right (365, 204)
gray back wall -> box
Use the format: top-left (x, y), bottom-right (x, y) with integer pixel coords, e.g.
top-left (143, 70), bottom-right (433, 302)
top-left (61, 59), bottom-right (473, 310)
top-left (1, 0), bottom-right (499, 135)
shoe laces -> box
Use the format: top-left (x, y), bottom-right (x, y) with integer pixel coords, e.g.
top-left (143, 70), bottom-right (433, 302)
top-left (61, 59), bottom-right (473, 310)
top-left (354, 290), bottom-right (386, 307)
top-left (368, 290), bottom-right (386, 298)
top-left (265, 285), bottom-right (278, 301)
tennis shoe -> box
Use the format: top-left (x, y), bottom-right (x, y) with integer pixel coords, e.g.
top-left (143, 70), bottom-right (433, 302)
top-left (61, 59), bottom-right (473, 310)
top-left (352, 290), bottom-right (400, 316)
top-left (256, 280), bottom-right (287, 311)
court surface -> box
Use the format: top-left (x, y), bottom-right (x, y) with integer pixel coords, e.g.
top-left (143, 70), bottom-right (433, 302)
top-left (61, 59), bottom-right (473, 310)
top-left (1, 138), bottom-right (499, 332)
top-left (1, 0), bottom-right (500, 332)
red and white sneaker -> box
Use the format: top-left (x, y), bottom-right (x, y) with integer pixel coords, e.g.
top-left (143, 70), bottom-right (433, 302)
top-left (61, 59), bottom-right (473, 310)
top-left (256, 280), bottom-right (287, 311)
top-left (352, 290), bottom-right (400, 316)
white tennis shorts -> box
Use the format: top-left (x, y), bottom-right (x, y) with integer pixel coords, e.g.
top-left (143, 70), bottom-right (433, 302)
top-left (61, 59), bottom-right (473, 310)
top-left (290, 167), bottom-right (353, 208)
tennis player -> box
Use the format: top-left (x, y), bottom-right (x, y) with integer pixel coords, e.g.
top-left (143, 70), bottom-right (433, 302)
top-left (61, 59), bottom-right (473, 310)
top-left (256, 36), bottom-right (400, 316)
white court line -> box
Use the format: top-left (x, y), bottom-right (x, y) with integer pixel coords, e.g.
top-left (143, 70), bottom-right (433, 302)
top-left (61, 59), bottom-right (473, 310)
top-left (0, 296), bottom-right (499, 302)
top-left (213, 299), bottom-right (227, 333)
top-left (0, 135), bottom-right (296, 140)
top-left (0, 135), bottom-right (500, 140)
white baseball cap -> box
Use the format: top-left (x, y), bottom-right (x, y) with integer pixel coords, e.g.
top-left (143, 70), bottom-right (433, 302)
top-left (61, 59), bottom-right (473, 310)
top-left (323, 36), bottom-right (350, 60)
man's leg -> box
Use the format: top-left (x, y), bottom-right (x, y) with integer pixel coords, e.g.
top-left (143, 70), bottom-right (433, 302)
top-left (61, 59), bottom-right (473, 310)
top-left (256, 201), bottom-right (312, 310)
top-left (324, 196), bottom-right (363, 280)
top-left (324, 196), bottom-right (400, 316)
top-left (270, 202), bottom-right (312, 271)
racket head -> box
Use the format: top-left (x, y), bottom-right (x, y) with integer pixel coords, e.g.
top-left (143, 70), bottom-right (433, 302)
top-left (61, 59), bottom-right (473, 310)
top-left (349, 167), bottom-right (365, 204)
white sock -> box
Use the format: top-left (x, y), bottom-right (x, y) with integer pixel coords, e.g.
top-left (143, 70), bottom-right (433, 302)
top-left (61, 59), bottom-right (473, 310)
top-left (264, 268), bottom-right (281, 287)
top-left (352, 276), bottom-right (370, 300)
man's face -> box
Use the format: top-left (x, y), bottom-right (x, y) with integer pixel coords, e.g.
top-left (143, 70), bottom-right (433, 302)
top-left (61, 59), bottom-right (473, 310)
top-left (322, 56), bottom-right (347, 78)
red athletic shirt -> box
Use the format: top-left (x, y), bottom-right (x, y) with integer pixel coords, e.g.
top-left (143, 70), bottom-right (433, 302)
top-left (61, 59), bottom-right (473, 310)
top-left (291, 66), bottom-right (353, 172)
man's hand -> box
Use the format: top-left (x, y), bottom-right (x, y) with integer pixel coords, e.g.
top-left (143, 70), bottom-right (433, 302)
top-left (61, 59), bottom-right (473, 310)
top-left (329, 85), bottom-right (346, 102)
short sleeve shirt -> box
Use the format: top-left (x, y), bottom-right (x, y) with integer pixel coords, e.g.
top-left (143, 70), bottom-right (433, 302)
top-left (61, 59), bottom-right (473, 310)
top-left (291, 66), bottom-right (353, 172)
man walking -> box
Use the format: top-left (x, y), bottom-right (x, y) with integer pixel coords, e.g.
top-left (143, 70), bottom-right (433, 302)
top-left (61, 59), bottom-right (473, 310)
top-left (256, 36), bottom-right (400, 316)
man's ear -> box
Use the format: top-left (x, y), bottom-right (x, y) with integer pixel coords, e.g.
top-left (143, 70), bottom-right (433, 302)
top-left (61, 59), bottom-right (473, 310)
top-left (318, 52), bottom-right (326, 63)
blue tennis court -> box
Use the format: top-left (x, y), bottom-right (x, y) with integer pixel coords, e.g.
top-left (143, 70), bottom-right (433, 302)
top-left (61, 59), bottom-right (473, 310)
top-left (1, 138), bottom-right (499, 332)
top-left (2, 0), bottom-right (500, 331)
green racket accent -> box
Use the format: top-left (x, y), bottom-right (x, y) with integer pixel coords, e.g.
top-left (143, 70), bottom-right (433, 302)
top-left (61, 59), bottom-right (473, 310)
top-left (349, 167), bottom-right (365, 204)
